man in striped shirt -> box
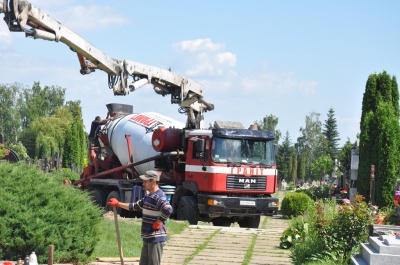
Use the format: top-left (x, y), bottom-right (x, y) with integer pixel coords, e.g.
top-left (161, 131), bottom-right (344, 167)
top-left (107, 170), bottom-right (173, 265)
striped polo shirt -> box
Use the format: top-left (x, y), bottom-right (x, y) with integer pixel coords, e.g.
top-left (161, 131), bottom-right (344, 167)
top-left (132, 188), bottom-right (173, 243)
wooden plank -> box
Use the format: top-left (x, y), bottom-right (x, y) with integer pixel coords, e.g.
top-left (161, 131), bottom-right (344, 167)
top-left (95, 257), bottom-right (140, 262)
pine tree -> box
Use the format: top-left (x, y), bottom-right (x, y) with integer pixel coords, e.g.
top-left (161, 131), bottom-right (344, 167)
top-left (277, 131), bottom-right (294, 181)
top-left (323, 107), bottom-right (340, 161)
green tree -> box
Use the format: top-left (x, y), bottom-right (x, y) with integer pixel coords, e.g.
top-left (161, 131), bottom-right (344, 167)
top-left (289, 152), bottom-right (298, 183)
top-left (0, 83), bottom-right (22, 145)
top-left (374, 101), bottom-right (400, 206)
top-left (30, 108), bottom-right (73, 159)
top-left (323, 107), bottom-right (340, 161)
top-left (309, 155), bottom-right (334, 181)
top-left (296, 112), bottom-right (328, 180)
top-left (63, 124), bottom-right (77, 168)
top-left (19, 82), bottom-right (65, 129)
top-left (338, 138), bottom-right (357, 181)
top-left (299, 152), bottom-right (306, 183)
top-left (255, 114), bottom-right (281, 144)
top-left (359, 71), bottom-right (400, 207)
top-left (63, 101), bottom-right (87, 168)
top-left (277, 131), bottom-right (295, 181)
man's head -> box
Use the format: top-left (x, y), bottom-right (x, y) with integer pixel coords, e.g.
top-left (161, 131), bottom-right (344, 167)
top-left (139, 170), bottom-right (160, 181)
top-left (140, 170), bottom-right (160, 192)
top-left (95, 116), bottom-right (101, 121)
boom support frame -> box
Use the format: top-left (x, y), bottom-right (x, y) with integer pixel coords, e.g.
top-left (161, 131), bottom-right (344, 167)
top-left (0, 0), bottom-right (214, 128)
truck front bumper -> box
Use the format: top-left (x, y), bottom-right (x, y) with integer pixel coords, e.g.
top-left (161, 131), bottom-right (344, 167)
top-left (197, 194), bottom-right (279, 218)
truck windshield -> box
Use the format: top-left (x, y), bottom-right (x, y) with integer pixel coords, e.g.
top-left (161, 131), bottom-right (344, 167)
top-left (211, 137), bottom-right (275, 165)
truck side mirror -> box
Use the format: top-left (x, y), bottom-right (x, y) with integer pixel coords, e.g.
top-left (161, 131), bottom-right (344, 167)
top-left (190, 137), bottom-right (205, 158)
top-left (274, 144), bottom-right (279, 156)
top-left (195, 138), bottom-right (205, 158)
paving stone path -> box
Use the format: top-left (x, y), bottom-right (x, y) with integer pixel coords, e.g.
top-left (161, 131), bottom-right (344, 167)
top-left (161, 214), bottom-right (292, 265)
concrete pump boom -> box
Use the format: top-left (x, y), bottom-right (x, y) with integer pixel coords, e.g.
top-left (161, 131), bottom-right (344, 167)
top-left (0, 0), bottom-right (214, 129)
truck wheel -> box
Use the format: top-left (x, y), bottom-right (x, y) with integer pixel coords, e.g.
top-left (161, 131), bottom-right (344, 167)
top-left (177, 196), bottom-right (199, 225)
top-left (238, 216), bottom-right (260, 228)
top-left (90, 189), bottom-right (105, 207)
top-left (212, 217), bottom-right (232, 227)
top-left (105, 191), bottom-right (121, 214)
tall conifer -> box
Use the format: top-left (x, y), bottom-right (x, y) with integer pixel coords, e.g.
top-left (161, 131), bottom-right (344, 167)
top-left (359, 71), bottom-right (400, 207)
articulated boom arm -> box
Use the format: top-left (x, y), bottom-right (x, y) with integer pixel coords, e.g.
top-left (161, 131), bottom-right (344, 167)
top-left (0, 0), bottom-right (214, 128)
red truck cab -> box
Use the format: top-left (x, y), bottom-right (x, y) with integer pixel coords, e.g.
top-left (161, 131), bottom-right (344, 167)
top-left (176, 128), bottom-right (279, 228)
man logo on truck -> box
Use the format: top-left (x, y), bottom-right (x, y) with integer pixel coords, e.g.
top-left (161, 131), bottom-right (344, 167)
top-left (238, 178), bottom-right (257, 184)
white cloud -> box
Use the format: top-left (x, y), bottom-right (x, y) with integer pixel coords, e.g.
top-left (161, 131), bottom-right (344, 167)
top-left (299, 80), bottom-right (317, 94)
top-left (217, 52), bottom-right (236, 67)
top-left (241, 71), bottom-right (298, 94)
top-left (175, 38), bottom-right (224, 53)
top-left (58, 5), bottom-right (132, 31)
top-left (239, 62), bottom-right (318, 96)
top-left (13, 1), bottom-right (132, 31)
top-left (173, 38), bottom-right (237, 78)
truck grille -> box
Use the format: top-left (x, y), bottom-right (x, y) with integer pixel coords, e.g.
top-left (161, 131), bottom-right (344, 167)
top-left (226, 175), bottom-right (266, 191)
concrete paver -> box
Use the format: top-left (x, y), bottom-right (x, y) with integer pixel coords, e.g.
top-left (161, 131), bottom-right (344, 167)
top-left (161, 214), bottom-right (292, 265)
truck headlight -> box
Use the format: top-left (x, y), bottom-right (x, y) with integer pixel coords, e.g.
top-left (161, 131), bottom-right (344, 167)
top-left (269, 201), bottom-right (278, 207)
top-left (207, 199), bottom-right (224, 206)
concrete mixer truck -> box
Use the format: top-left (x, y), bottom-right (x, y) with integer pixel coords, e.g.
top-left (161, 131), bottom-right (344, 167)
top-left (1, 0), bottom-right (279, 227)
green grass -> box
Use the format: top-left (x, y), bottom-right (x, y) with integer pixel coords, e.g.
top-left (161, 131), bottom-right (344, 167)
top-left (182, 229), bottom-right (221, 265)
top-left (242, 233), bottom-right (258, 265)
top-left (92, 217), bottom-right (188, 260)
top-left (261, 215), bottom-right (268, 228)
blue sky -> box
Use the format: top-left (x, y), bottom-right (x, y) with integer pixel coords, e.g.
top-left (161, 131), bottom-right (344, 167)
top-left (1, 1), bottom-right (399, 146)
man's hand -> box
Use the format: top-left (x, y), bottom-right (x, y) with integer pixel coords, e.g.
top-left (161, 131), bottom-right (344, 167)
top-left (152, 220), bottom-right (163, 230)
top-left (107, 198), bottom-right (120, 207)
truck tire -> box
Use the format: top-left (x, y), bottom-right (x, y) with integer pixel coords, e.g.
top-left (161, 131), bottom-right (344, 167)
top-left (105, 191), bottom-right (121, 214)
top-left (90, 189), bottom-right (106, 207)
top-left (177, 196), bottom-right (199, 225)
top-left (212, 217), bottom-right (232, 227)
top-left (238, 216), bottom-right (260, 228)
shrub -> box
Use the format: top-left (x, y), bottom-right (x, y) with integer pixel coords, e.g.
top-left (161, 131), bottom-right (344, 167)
top-left (317, 195), bottom-right (371, 262)
top-left (286, 182), bottom-right (295, 191)
top-left (60, 168), bottom-right (80, 181)
top-left (280, 219), bottom-right (309, 249)
top-left (296, 185), bottom-right (330, 200)
top-left (0, 162), bottom-right (102, 264)
top-left (281, 192), bottom-right (314, 217)
top-left (287, 195), bottom-right (372, 264)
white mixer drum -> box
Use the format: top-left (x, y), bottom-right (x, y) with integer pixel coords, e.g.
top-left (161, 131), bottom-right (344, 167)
top-left (107, 112), bottom-right (185, 175)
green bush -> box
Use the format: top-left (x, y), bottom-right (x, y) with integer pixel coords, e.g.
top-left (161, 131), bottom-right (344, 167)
top-left (296, 185), bottom-right (330, 200)
top-left (60, 168), bottom-right (80, 181)
top-left (286, 182), bottom-right (295, 191)
top-left (0, 162), bottom-right (102, 264)
top-left (317, 195), bottom-right (371, 262)
top-left (281, 192), bottom-right (313, 217)
top-left (287, 196), bottom-right (372, 264)
top-left (280, 220), bottom-right (309, 249)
